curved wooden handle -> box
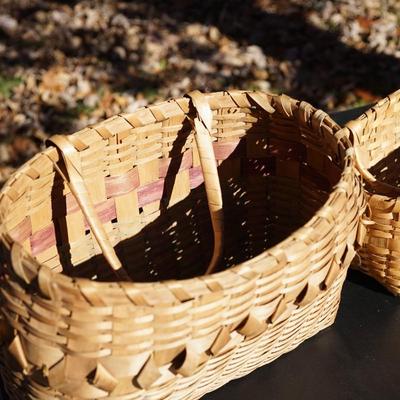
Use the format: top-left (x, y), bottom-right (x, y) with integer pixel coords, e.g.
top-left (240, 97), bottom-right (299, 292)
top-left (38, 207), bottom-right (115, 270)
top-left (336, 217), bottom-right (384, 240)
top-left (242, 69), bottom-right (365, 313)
top-left (47, 135), bottom-right (131, 281)
top-left (345, 120), bottom-right (377, 184)
top-left (346, 120), bottom-right (400, 197)
top-left (187, 90), bottom-right (224, 275)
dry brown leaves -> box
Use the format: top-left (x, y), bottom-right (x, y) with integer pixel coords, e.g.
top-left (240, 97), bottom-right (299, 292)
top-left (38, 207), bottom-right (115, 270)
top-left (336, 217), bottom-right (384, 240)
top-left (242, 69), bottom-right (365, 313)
top-left (0, 0), bottom-right (400, 185)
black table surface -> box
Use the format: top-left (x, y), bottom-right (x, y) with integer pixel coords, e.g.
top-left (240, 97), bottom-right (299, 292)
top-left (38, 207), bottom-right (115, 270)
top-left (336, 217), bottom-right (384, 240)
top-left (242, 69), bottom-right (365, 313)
top-left (2, 106), bottom-right (400, 399)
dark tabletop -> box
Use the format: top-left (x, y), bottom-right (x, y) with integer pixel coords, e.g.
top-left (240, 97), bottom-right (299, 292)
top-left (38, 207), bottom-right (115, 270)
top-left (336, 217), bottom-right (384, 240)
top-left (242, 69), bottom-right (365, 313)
top-left (2, 107), bottom-right (400, 400)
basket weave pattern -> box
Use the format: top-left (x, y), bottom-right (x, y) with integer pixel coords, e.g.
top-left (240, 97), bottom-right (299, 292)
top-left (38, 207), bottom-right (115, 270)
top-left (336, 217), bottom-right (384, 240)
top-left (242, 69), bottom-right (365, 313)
top-left (346, 89), bottom-right (400, 295)
top-left (0, 91), bottom-right (364, 399)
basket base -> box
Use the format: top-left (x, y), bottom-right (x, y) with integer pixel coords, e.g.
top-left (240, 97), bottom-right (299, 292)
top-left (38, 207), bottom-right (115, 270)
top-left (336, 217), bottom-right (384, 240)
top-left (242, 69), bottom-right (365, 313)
top-left (0, 269), bottom-right (347, 400)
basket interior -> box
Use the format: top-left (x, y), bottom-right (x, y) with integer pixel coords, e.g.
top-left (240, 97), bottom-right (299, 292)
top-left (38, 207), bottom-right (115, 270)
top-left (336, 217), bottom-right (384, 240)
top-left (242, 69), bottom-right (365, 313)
top-left (2, 94), bottom-right (344, 282)
top-left (369, 148), bottom-right (400, 188)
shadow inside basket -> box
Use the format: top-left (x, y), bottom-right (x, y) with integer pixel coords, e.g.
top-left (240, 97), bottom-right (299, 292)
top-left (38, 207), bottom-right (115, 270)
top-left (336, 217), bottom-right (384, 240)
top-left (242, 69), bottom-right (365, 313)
top-left (47, 118), bottom-right (340, 283)
top-left (369, 147), bottom-right (400, 189)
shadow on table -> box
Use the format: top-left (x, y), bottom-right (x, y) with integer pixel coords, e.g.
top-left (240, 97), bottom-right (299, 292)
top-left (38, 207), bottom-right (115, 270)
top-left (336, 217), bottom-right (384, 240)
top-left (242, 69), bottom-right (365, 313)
top-left (346, 269), bottom-right (392, 297)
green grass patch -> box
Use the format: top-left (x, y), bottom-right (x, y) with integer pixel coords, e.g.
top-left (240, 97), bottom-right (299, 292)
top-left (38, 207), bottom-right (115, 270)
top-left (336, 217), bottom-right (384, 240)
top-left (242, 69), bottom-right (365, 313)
top-left (142, 87), bottom-right (159, 102)
top-left (0, 75), bottom-right (23, 98)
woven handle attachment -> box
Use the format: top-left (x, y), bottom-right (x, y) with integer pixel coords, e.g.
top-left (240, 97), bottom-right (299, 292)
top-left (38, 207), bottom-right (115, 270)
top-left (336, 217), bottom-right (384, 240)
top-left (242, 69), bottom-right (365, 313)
top-left (347, 118), bottom-right (379, 185)
top-left (347, 119), bottom-right (400, 197)
top-left (47, 135), bottom-right (131, 281)
top-left (186, 90), bottom-right (223, 275)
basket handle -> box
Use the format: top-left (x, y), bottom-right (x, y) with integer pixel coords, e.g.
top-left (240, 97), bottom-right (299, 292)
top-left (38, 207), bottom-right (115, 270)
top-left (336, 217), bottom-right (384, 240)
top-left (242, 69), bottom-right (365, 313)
top-left (347, 119), bottom-right (400, 197)
top-left (186, 90), bottom-right (223, 275)
top-left (346, 118), bottom-right (380, 184)
top-left (47, 134), bottom-right (131, 281)
top-left (46, 91), bottom-right (223, 279)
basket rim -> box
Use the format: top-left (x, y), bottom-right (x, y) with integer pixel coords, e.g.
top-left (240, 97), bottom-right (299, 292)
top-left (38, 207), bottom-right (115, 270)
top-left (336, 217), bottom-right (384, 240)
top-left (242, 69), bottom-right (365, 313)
top-left (0, 90), bottom-right (358, 295)
top-left (342, 89), bottom-right (400, 196)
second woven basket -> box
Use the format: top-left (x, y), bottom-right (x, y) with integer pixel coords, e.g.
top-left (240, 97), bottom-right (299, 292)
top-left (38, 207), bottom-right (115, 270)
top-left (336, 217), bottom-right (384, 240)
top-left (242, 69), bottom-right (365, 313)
top-left (345, 89), bottom-right (400, 295)
top-left (0, 90), bottom-right (364, 399)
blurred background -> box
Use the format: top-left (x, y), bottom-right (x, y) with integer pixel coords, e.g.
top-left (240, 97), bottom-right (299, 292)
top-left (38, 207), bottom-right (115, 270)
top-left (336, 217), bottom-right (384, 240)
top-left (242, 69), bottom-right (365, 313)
top-left (0, 0), bottom-right (399, 185)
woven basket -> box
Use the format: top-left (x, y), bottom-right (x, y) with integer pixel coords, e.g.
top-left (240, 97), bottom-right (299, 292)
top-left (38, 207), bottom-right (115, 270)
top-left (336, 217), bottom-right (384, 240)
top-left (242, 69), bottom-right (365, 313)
top-left (345, 89), bottom-right (400, 295)
top-left (0, 90), bottom-right (364, 399)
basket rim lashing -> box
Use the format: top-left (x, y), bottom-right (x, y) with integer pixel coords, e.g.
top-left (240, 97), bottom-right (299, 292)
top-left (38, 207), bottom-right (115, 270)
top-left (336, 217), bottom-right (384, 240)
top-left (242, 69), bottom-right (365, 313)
top-left (343, 89), bottom-right (400, 295)
top-left (0, 91), bottom-right (360, 299)
top-left (0, 90), bottom-right (365, 399)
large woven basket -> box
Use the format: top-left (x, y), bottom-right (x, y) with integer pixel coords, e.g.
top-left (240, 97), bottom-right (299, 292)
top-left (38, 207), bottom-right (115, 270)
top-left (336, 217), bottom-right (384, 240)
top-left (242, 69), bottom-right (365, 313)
top-left (345, 89), bottom-right (400, 295)
top-left (0, 90), bottom-right (364, 399)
